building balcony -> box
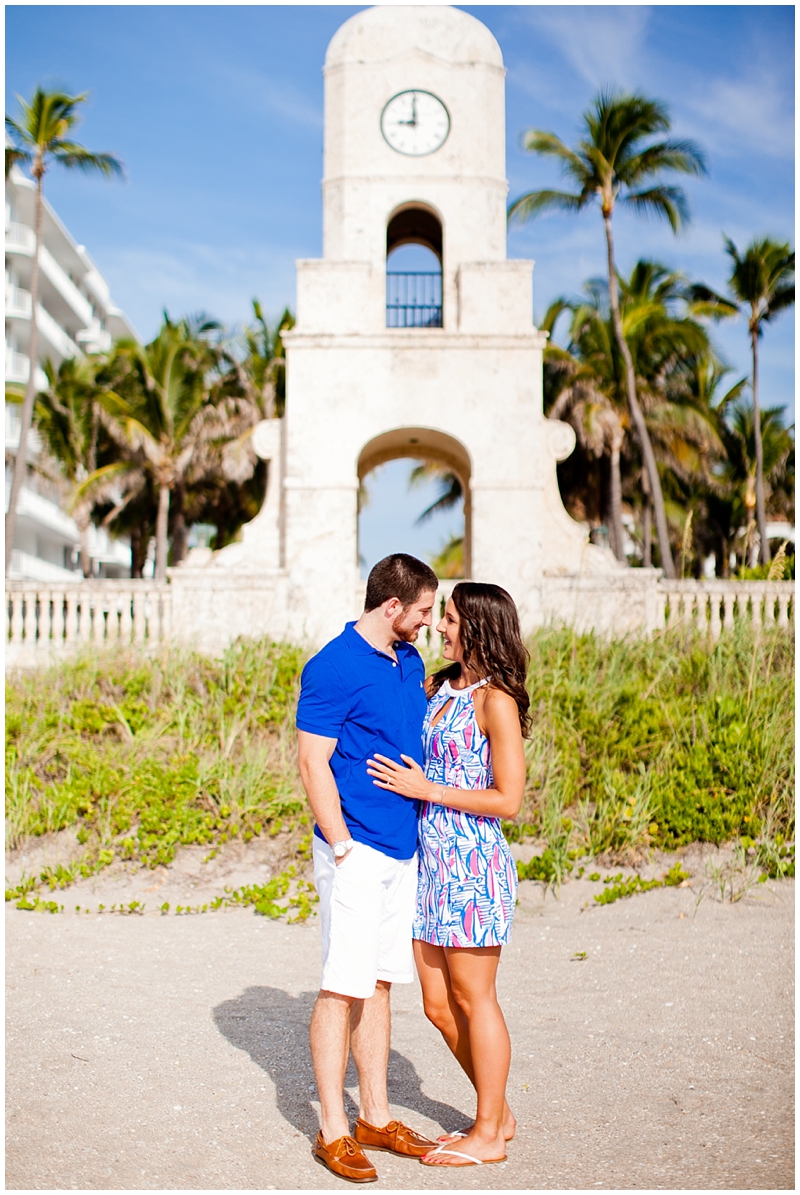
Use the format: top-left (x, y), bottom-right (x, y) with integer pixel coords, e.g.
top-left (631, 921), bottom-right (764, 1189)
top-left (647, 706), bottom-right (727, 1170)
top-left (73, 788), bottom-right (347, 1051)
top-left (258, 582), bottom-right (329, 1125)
top-left (39, 245), bottom-right (95, 327)
top-left (5, 284), bottom-right (33, 319)
top-left (5, 348), bottom-right (30, 383)
top-left (76, 323), bottom-right (112, 353)
top-left (4, 349), bottom-right (48, 391)
top-left (7, 548), bottom-right (81, 583)
top-left (386, 272), bottom-right (443, 328)
top-left (5, 221), bottom-right (36, 256)
top-left (36, 303), bottom-right (83, 362)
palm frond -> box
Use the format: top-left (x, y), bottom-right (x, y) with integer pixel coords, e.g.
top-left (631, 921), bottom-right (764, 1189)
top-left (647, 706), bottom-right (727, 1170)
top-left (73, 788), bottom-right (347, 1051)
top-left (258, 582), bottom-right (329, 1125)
top-left (508, 188), bottom-right (587, 225)
top-left (52, 145), bottom-right (125, 178)
top-left (621, 139), bottom-right (706, 182)
top-left (621, 185), bottom-right (689, 231)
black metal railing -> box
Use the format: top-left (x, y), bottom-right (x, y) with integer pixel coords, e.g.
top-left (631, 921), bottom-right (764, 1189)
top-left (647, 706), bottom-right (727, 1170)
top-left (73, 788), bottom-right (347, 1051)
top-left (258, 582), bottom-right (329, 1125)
top-left (386, 271), bottom-right (443, 328)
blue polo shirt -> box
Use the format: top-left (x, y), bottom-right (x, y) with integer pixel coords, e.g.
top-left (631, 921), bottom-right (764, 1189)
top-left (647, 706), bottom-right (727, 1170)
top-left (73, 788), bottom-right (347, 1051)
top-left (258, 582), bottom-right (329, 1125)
top-left (296, 622), bottom-right (427, 860)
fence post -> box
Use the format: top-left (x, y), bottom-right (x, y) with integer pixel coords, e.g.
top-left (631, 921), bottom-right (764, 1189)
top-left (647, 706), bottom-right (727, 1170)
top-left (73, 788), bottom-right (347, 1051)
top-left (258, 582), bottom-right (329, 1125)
top-left (708, 589), bottom-right (722, 639)
top-left (91, 590), bottom-right (105, 645)
top-left (64, 590), bottom-right (79, 643)
top-left (10, 591), bottom-right (24, 644)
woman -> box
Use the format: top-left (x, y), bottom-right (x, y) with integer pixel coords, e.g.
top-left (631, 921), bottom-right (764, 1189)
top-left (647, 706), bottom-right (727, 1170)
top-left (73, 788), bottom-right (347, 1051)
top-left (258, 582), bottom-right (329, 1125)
top-left (367, 581), bottom-right (529, 1168)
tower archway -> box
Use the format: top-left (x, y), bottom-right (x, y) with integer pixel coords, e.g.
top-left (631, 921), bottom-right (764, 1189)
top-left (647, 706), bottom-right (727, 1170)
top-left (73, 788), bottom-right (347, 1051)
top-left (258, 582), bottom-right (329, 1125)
top-left (357, 426), bottom-right (471, 578)
top-left (386, 204), bottom-right (443, 328)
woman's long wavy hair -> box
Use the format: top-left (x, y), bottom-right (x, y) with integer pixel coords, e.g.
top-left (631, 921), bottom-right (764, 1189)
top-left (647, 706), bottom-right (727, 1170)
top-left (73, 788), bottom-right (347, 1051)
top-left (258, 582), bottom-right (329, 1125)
top-left (430, 582), bottom-right (531, 735)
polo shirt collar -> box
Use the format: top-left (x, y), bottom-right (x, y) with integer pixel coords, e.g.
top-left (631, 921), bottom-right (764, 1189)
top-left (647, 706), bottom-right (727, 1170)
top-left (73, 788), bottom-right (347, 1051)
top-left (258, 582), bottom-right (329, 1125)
top-left (344, 620), bottom-right (412, 659)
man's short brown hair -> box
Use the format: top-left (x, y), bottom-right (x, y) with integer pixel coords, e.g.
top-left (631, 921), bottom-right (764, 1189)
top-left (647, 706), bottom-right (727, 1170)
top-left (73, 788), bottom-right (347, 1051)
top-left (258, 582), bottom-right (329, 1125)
top-left (364, 553), bottom-right (438, 612)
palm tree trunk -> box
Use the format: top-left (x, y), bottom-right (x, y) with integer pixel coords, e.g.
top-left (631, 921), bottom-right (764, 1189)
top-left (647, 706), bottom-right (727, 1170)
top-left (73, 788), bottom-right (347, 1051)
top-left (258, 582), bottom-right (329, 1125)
top-left (750, 322), bottom-right (770, 565)
top-left (602, 211), bottom-right (676, 578)
top-left (130, 526), bottom-right (143, 579)
top-left (642, 497), bottom-right (652, 568)
top-left (609, 443), bottom-right (625, 563)
top-left (168, 482), bottom-right (187, 565)
top-left (75, 511), bottom-right (92, 578)
top-left (5, 171), bottom-right (44, 571)
top-left (155, 484), bottom-right (170, 580)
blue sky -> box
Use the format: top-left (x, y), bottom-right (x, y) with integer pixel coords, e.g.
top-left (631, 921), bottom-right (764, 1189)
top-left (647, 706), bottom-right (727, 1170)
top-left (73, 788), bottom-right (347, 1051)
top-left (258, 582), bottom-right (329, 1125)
top-left (6, 4), bottom-right (795, 568)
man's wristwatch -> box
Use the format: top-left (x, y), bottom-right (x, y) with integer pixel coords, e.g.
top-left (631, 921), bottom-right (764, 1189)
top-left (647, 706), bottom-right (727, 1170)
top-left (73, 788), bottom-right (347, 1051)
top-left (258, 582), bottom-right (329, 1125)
top-left (332, 837), bottom-right (355, 859)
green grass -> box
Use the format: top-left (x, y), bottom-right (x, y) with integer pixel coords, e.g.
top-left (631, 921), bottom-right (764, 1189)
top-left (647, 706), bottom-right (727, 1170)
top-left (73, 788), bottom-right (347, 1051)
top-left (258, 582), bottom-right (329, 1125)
top-left (5, 639), bottom-right (311, 908)
top-left (507, 621), bottom-right (794, 880)
top-left (5, 622), bottom-right (795, 910)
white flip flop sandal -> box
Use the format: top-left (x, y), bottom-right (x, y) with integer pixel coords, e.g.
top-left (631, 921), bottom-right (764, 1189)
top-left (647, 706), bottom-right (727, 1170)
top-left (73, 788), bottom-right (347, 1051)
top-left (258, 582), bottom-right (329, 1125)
top-left (420, 1147), bottom-right (507, 1167)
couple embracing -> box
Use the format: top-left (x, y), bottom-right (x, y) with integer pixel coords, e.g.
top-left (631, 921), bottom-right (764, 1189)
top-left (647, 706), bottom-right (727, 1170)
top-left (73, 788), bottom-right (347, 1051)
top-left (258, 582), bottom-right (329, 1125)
top-left (297, 553), bottom-right (529, 1181)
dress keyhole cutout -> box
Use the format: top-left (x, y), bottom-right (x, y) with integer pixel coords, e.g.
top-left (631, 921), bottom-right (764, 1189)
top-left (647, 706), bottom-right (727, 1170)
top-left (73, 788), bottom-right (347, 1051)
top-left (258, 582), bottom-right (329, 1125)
top-left (429, 697), bottom-right (454, 731)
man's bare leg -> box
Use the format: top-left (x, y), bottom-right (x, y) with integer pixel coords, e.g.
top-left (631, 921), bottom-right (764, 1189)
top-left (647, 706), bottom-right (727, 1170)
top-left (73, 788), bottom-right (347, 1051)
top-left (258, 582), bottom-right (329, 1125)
top-left (349, 980), bottom-right (392, 1127)
top-left (310, 989), bottom-right (356, 1143)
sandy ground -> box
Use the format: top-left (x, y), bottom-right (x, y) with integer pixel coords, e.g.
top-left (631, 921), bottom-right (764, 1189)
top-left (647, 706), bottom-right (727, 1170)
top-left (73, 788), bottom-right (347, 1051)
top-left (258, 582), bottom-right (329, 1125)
top-left (5, 849), bottom-right (794, 1193)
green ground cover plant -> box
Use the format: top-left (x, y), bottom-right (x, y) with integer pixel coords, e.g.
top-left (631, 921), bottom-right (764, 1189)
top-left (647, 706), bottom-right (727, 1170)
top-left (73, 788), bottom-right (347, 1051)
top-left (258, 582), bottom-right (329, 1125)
top-left (5, 621), bottom-right (794, 912)
top-left (507, 620), bottom-right (793, 883)
top-left (6, 639), bottom-right (312, 912)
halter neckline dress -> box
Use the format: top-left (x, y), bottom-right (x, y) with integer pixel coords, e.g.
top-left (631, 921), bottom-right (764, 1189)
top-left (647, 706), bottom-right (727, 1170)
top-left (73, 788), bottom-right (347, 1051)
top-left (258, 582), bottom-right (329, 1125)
top-left (412, 678), bottom-right (518, 948)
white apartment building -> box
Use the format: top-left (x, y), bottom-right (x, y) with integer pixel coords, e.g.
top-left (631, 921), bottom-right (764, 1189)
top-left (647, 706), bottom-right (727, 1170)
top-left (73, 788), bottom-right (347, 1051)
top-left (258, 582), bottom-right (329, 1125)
top-left (5, 165), bottom-right (138, 580)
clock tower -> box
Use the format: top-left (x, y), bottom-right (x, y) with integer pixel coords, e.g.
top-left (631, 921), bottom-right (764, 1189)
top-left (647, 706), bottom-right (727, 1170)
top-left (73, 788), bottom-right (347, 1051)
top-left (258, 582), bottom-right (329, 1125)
top-left (206, 5), bottom-right (599, 645)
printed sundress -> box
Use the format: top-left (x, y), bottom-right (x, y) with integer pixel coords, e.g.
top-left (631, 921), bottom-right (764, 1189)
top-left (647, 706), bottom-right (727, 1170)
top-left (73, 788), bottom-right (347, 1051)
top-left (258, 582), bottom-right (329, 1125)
top-left (413, 678), bottom-right (518, 948)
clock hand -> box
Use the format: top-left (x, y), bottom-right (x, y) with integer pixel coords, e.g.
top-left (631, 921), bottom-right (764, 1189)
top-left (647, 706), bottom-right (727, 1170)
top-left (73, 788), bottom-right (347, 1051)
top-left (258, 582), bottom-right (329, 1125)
top-left (398, 98), bottom-right (418, 127)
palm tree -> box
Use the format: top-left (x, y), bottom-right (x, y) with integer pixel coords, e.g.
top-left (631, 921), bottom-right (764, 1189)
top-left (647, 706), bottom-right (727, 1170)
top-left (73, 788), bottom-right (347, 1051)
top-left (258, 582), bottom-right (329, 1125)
top-left (545, 262), bottom-right (721, 566)
top-left (33, 356), bottom-right (107, 576)
top-left (81, 315), bottom-right (220, 579)
top-left (4, 87), bottom-right (123, 570)
top-left (409, 462), bottom-right (463, 523)
top-left (718, 238), bottom-right (794, 564)
top-left (509, 91), bottom-right (707, 577)
top-left (542, 297), bottom-right (628, 561)
top-left (724, 399), bottom-right (793, 571)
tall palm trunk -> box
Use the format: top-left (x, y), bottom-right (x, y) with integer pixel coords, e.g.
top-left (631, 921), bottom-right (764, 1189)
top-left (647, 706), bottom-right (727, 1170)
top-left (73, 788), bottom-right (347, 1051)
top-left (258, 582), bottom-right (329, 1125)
top-left (608, 437), bottom-right (625, 563)
top-left (642, 499), bottom-right (652, 567)
top-left (170, 485), bottom-right (188, 566)
top-left (5, 170), bottom-right (44, 571)
top-left (641, 468), bottom-right (652, 567)
top-left (603, 211), bottom-right (676, 578)
top-left (75, 509), bottom-right (92, 578)
top-left (155, 484), bottom-right (170, 580)
top-left (750, 321), bottom-right (770, 565)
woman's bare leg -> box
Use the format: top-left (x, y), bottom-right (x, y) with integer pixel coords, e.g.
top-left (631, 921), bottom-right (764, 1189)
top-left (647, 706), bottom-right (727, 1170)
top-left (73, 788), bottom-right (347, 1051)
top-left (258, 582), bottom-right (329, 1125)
top-left (413, 940), bottom-right (473, 1075)
top-left (414, 940), bottom-right (515, 1150)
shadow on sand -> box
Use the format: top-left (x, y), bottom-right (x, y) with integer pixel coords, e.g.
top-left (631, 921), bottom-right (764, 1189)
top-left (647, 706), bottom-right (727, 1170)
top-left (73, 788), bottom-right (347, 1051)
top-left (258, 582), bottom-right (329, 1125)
top-left (213, 986), bottom-right (468, 1142)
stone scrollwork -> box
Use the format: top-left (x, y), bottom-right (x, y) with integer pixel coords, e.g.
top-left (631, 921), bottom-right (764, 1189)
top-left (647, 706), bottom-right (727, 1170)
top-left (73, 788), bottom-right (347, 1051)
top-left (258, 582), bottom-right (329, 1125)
top-left (251, 419), bottom-right (281, 461)
top-left (545, 418), bottom-right (577, 463)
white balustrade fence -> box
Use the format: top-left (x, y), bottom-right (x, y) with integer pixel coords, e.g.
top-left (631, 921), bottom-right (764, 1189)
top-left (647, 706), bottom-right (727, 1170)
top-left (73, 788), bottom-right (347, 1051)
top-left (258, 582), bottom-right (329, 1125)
top-left (657, 580), bottom-right (794, 638)
top-left (4, 575), bottom-right (793, 667)
top-left (6, 581), bottom-right (171, 657)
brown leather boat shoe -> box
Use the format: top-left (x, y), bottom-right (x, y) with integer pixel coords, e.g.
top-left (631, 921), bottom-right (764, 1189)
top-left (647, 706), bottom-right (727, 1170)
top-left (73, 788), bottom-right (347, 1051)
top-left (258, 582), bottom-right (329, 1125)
top-left (313, 1133), bottom-right (378, 1183)
top-left (353, 1117), bottom-right (437, 1158)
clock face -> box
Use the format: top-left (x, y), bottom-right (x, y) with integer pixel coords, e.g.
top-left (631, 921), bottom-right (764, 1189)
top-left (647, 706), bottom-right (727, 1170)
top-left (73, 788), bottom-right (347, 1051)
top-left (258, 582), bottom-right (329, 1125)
top-left (380, 90), bottom-right (450, 157)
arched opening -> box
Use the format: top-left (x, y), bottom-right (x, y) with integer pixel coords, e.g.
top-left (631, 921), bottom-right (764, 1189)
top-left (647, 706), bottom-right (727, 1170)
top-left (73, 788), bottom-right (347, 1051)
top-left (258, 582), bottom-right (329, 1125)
top-left (357, 427), bottom-right (471, 581)
top-left (386, 204), bottom-right (443, 328)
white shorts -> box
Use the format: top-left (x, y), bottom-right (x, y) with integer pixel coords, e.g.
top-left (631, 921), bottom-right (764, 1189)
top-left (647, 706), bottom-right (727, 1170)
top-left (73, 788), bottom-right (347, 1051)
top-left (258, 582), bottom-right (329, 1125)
top-left (313, 837), bottom-right (418, 1000)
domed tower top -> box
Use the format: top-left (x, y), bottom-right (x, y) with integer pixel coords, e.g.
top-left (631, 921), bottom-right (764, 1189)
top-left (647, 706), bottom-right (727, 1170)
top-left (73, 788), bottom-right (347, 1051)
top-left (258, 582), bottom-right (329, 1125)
top-left (321, 5), bottom-right (508, 264)
top-left (325, 5), bottom-right (504, 69)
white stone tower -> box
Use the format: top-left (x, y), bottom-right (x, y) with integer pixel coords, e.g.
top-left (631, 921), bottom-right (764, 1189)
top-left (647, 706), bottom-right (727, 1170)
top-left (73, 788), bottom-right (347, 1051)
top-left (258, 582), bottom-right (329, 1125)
top-left (187, 5), bottom-right (599, 647)
top-left (278, 4), bottom-right (589, 640)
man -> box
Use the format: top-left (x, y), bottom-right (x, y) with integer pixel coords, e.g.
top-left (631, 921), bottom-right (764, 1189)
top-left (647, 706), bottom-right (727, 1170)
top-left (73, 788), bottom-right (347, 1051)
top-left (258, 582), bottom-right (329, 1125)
top-left (297, 553), bottom-right (439, 1183)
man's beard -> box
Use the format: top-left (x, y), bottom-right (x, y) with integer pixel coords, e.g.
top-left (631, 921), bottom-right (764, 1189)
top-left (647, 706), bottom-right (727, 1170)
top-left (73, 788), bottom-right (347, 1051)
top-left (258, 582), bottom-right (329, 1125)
top-left (391, 611), bottom-right (421, 642)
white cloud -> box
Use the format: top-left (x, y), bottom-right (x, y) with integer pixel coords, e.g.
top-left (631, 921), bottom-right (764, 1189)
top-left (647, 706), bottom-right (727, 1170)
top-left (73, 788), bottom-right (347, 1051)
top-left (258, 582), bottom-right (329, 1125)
top-left (206, 59), bottom-right (323, 133)
top-left (102, 242), bottom-right (299, 341)
top-left (682, 61), bottom-right (793, 160)
top-left (523, 5), bottom-right (652, 92)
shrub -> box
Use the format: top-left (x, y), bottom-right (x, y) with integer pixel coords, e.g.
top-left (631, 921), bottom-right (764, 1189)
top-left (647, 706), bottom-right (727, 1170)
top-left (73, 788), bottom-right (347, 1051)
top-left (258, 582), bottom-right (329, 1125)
top-left (5, 622), bottom-right (794, 905)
